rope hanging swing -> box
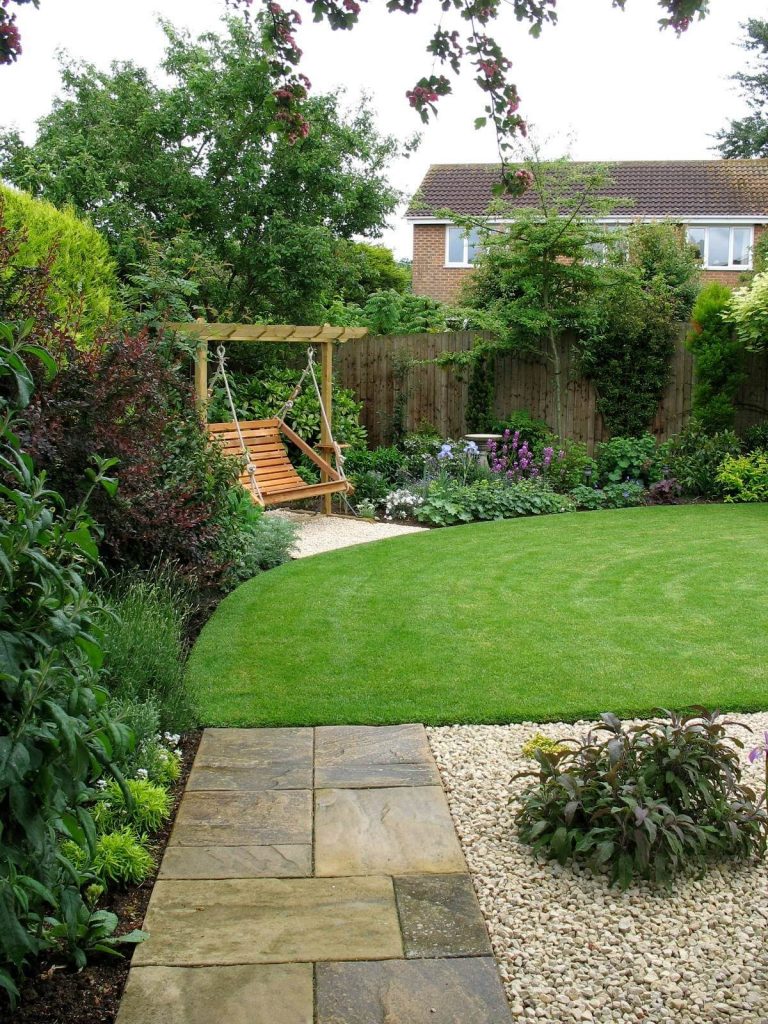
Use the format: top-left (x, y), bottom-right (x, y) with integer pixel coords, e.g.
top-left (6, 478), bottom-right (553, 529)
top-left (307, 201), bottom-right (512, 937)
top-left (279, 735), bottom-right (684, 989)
top-left (207, 344), bottom-right (354, 509)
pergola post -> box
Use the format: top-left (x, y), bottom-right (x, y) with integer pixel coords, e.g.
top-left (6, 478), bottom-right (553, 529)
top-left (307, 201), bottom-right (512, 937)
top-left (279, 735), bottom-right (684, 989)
top-left (319, 341), bottom-right (334, 516)
top-left (194, 339), bottom-right (208, 418)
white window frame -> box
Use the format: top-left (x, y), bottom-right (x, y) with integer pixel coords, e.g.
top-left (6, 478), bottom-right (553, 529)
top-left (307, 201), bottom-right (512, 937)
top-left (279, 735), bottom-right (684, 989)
top-left (686, 225), bottom-right (754, 271)
top-left (444, 226), bottom-right (482, 268)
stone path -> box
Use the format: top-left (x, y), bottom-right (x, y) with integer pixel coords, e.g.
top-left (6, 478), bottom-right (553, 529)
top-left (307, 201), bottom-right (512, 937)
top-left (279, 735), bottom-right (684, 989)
top-left (116, 724), bottom-right (512, 1024)
top-left (270, 509), bottom-right (425, 558)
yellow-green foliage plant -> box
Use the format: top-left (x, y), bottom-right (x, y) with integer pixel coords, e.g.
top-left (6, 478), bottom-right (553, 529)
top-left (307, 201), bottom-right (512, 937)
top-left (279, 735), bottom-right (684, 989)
top-left (0, 185), bottom-right (120, 344)
top-left (716, 451), bottom-right (768, 503)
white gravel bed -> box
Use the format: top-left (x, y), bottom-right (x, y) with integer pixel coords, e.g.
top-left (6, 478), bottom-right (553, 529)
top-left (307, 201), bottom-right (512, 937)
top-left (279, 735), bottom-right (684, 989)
top-left (269, 509), bottom-right (424, 558)
top-left (427, 714), bottom-right (768, 1024)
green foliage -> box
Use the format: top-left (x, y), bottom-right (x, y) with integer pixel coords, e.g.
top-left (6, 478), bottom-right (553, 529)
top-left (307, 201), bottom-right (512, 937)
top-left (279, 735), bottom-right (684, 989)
top-left (542, 439), bottom-right (596, 494)
top-left (111, 700), bottom-right (182, 785)
top-left (687, 283), bottom-right (745, 432)
top-left (580, 271), bottom-right (680, 437)
top-left (716, 18), bottom-right (768, 158)
top-left (465, 347), bottom-right (494, 431)
top-left (521, 734), bottom-right (569, 760)
top-left (0, 18), bottom-right (401, 324)
top-left (99, 568), bottom-right (195, 731)
top-left (622, 221), bottom-right (701, 321)
top-left (578, 223), bottom-right (698, 438)
top-left (211, 365), bottom-right (366, 452)
top-left (463, 151), bottom-right (620, 437)
top-left (741, 421), bottom-right (768, 452)
top-left (66, 829), bottom-right (154, 887)
top-left (332, 241), bottom-right (410, 305)
top-left (0, 186), bottom-right (120, 344)
top-left (324, 289), bottom-right (457, 335)
top-left (662, 422), bottom-right (742, 497)
top-left (491, 410), bottom-right (551, 448)
top-left (0, 322), bottom-right (136, 1001)
top-left (596, 434), bottom-right (659, 485)
top-left (516, 710), bottom-right (767, 889)
top-left (727, 270), bottom-right (768, 353)
top-left (43, 900), bottom-right (146, 966)
top-left (414, 478), bottom-right (574, 526)
top-left (94, 779), bottom-right (171, 835)
top-left (569, 481), bottom-right (646, 510)
top-left (716, 451), bottom-right (768, 503)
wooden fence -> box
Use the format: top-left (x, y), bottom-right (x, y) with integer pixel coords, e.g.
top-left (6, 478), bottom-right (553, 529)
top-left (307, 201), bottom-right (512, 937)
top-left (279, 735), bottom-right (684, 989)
top-left (335, 330), bottom-right (768, 450)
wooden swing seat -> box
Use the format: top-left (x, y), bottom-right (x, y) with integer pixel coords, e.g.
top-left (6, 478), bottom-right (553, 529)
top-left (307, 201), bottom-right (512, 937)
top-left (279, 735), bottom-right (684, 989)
top-left (208, 417), bottom-right (353, 507)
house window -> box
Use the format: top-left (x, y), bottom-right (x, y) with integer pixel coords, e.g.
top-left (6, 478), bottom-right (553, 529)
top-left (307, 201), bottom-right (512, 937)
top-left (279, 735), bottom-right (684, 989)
top-left (686, 226), bottom-right (753, 270)
top-left (446, 226), bottom-right (482, 267)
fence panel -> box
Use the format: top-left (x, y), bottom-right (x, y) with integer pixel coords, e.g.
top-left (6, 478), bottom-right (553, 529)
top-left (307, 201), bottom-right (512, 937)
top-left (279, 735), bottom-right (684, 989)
top-left (334, 329), bottom-right (768, 450)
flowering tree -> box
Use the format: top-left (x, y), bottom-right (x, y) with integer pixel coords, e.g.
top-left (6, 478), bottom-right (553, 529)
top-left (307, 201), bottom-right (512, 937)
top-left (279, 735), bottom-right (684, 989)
top-left (252, 0), bottom-right (709, 195)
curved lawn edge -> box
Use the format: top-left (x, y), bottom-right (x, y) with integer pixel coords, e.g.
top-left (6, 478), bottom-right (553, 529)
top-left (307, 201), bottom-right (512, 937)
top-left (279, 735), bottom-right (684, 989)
top-left (187, 504), bottom-right (768, 727)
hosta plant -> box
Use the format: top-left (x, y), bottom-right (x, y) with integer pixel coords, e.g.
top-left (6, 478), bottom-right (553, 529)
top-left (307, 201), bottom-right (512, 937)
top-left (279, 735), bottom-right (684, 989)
top-left (516, 709), bottom-right (767, 889)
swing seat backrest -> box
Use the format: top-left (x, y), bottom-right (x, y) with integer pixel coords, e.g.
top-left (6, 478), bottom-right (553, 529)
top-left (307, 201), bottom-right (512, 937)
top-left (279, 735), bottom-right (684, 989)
top-left (208, 418), bottom-right (352, 507)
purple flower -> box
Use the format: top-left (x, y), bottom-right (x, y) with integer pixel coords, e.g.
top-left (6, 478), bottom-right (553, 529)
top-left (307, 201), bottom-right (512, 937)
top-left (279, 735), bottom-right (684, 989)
top-left (437, 443), bottom-right (453, 461)
top-left (748, 732), bottom-right (768, 762)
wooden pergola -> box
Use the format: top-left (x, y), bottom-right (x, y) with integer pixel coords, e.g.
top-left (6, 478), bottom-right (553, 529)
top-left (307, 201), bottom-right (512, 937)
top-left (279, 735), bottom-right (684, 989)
top-left (169, 320), bottom-right (369, 514)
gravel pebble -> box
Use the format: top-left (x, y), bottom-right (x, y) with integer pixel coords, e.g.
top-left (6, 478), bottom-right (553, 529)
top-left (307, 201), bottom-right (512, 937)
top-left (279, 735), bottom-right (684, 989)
top-left (269, 509), bottom-right (424, 558)
top-left (427, 714), bottom-right (768, 1024)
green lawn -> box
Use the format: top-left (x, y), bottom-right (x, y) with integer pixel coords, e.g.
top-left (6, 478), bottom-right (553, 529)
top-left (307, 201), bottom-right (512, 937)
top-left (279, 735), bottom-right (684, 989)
top-left (188, 504), bottom-right (768, 726)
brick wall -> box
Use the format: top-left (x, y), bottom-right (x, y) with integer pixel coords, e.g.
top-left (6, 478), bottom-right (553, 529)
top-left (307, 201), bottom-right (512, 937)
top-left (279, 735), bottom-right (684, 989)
top-left (412, 224), bottom-right (473, 304)
top-left (412, 223), bottom-right (766, 301)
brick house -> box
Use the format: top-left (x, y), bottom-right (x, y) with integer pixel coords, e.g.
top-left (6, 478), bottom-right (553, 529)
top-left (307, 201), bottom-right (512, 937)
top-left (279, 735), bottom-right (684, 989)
top-left (406, 160), bottom-right (768, 304)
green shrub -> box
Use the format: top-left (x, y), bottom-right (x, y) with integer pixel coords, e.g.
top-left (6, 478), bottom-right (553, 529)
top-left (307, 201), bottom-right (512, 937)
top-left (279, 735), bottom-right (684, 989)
top-left (66, 829), bottom-right (154, 887)
top-left (344, 445), bottom-right (408, 484)
top-left (217, 493), bottom-right (297, 583)
top-left (108, 698), bottom-right (182, 786)
top-left (741, 421), bottom-right (768, 453)
top-left (210, 366), bottom-right (367, 451)
top-left (95, 779), bottom-right (172, 835)
top-left (516, 709), bottom-right (767, 889)
top-left (99, 568), bottom-right (195, 731)
top-left (0, 324), bottom-right (134, 1002)
top-left (596, 434), bottom-right (659, 485)
top-left (687, 283), bottom-right (745, 433)
top-left (492, 410), bottom-right (551, 448)
top-left (716, 451), bottom-right (768, 503)
top-left (541, 439), bottom-right (596, 493)
top-left (1, 185), bottom-right (120, 344)
top-left (662, 422), bottom-right (742, 497)
top-left (727, 270), bottom-right (768, 353)
top-left (414, 478), bottom-right (573, 527)
top-left (570, 481), bottom-right (646, 510)
top-left (348, 470), bottom-right (392, 508)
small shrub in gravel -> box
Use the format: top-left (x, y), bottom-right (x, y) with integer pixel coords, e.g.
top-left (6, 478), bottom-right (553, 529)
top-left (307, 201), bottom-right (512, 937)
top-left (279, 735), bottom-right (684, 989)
top-left (516, 709), bottom-right (768, 889)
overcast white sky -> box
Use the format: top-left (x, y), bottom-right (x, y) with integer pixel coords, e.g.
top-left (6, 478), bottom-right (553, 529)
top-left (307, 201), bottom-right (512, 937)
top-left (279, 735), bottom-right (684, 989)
top-left (0, 0), bottom-right (764, 257)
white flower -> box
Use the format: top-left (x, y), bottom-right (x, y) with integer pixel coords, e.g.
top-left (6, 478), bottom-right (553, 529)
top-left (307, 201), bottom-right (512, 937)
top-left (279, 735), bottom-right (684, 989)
top-left (95, 779), bottom-right (108, 791)
top-left (136, 768), bottom-right (149, 780)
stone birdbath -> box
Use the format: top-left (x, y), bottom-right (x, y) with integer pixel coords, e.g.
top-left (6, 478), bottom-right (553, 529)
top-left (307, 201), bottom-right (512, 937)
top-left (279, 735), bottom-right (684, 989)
top-left (463, 433), bottom-right (503, 471)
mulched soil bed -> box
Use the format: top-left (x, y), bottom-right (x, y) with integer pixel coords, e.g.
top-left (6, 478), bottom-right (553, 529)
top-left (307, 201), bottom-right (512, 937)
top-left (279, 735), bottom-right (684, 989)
top-left (10, 730), bottom-right (201, 1024)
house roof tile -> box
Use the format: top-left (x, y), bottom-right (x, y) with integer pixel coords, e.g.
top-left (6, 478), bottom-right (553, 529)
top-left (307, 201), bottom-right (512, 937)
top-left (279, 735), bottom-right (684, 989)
top-left (406, 160), bottom-right (768, 219)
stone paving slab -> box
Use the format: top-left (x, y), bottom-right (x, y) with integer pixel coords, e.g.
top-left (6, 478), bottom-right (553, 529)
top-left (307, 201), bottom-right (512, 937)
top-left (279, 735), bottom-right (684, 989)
top-left (169, 789), bottom-right (311, 847)
top-left (116, 964), bottom-right (313, 1024)
top-left (191, 727), bottom-right (313, 790)
top-left (315, 724), bottom-right (440, 788)
top-left (132, 877), bottom-right (404, 966)
top-left (158, 843), bottom-right (311, 879)
top-left (394, 874), bottom-right (492, 958)
top-left (315, 958), bottom-right (512, 1023)
top-left (315, 786), bottom-right (466, 876)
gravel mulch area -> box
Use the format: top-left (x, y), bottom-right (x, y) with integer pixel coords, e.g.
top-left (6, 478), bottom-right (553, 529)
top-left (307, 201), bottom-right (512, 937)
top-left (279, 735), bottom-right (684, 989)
top-left (270, 509), bottom-right (424, 558)
top-left (427, 714), bottom-right (768, 1024)
top-left (10, 731), bottom-right (201, 1024)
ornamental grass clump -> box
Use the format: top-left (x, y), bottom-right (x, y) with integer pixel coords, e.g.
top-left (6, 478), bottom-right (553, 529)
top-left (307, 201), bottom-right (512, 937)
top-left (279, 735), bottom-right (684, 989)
top-left (516, 709), bottom-right (767, 889)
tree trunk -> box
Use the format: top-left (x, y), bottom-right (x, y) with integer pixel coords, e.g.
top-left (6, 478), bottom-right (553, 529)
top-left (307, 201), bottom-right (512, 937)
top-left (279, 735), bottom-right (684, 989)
top-left (548, 328), bottom-right (563, 439)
